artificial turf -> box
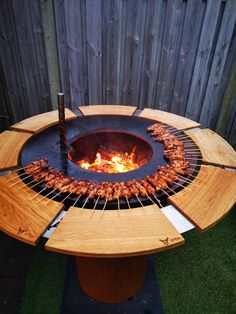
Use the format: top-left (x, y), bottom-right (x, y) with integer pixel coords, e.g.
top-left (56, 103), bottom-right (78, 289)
top-left (19, 241), bottom-right (67, 314)
top-left (20, 206), bottom-right (236, 314)
top-left (155, 206), bottom-right (236, 314)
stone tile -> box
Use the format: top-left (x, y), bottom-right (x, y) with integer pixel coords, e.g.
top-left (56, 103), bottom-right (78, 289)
top-left (4, 241), bottom-right (35, 277)
top-left (0, 232), bottom-right (35, 314)
top-left (0, 276), bottom-right (25, 314)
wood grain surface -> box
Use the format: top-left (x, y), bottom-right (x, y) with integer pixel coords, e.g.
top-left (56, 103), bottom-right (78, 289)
top-left (0, 130), bottom-right (32, 171)
top-left (10, 109), bottom-right (76, 134)
top-left (139, 108), bottom-right (200, 130)
top-left (0, 173), bottom-right (64, 245)
top-left (79, 105), bottom-right (137, 116)
top-left (45, 205), bottom-right (184, 257)
top-left (186, 128), bottom-right (236, 168)
top-left (169, 166), bottom-right (236, 232)
top-left (76, 255), bottom-right (147, 303)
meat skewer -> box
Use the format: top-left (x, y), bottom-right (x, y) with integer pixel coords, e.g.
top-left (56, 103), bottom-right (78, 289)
top-left (9, 172), bottom-right (31, 181)
top-left (47, 190), bottom-right (63, 202)
top-left (61, 192), bottom-right (73, 203)
top-left (178, 173), bottom-right (206, 183)
top-left (21, 178), bottom-right (45, 190)
top-left (10, 166), bottom-right (26, 173)
top-left (73, 194), bottom-right (82, 207)
top-left (82, 195), bottom-right (90, 208)
top-left (101, 199), bottom-right (108, 217)
top-left (90, 196), bottom-right (101, 219)
top-left (31, 186), bottom-right (47, 200)
top-left (136, 195), bottom-right (144, 207)
top-left (189, 163), bottom-right (208, 167)
top-left (125, 196), bottom-right (131, 209)
top-left (9, 174), bottom-right (33, 187)
top-left (152, 193), bottom-right (163, 208)
top-left (178, 176), bottom-right (201, 187)
top-left (174, 181), bottom-right (192, 190)
top-left (93, 195), bottom-right (100, 209)
top-left (161, 188), bottom-right (171, 197)
top-left (36, 188), bottom-right (56, 203)
top-left (117, 198), bottom-right (120, 213)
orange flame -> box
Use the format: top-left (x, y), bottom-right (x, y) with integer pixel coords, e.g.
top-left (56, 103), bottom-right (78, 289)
top-left (75, 146), bottom-right (143, 173)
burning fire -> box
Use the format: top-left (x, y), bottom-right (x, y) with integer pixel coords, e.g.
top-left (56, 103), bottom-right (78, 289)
top-left (69, 146), bottom-right (144, 173)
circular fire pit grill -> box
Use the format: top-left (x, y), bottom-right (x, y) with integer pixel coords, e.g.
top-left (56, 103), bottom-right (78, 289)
top-left (19, 115), bottom-right (202, 210)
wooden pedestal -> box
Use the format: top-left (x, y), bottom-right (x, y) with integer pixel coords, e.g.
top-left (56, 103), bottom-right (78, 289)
top-left (75, 256), bottom-right (147, 303)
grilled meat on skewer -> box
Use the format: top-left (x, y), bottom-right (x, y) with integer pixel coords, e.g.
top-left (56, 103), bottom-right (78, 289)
top-left (146, 175), bottom-right (168, 192)
top-left (87, 183), bottom-right (99, 199)
top-left (147, 122), bottom-right (164, 132)
top-left (139, 179), bottom-right (156, 194)
top-left (32, 168), bottom-right (52, 181)
top-left (25, 159), bottom-right (49, 173)
top-left (120, 182), bottom-right (133, 199)
top-left (104, 182), bottom-right (113, 201)
top-left (96, 182), bottom-right (107, 198)
top-left (74, 181), bottom-right (91, 195)
top-left (131, 180), bottom-right (148, 197)
top-left (113, 182), bottom-right (122, 200)
top-left (45, 174), bottom-right (64, 188)
top-left (126, 181), bottom-right (140, 197)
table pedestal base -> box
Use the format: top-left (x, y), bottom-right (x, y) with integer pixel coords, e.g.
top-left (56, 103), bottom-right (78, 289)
top-left (76, 255), bottom-right (147, 303)
top-left (61, 256), bottom-right (163, 313)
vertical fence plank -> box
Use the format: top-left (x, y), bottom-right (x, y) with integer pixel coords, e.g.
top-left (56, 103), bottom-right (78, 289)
top-left (0, 1), bottom-right (28, 122)
top-left (104, 0), bottom-right (123, 104)
top-left (199, 0), bottom-right (236, 128)
top-left (81, 0), bottom-right (89, 105)
top-left (155, 0), bottom-right (186, 112)
top-left (30, 1), bottom-right (51, 112)
top-left (121, 0), bottom-right (133, 105)
top-left (40, 0), bottom-right (61, 109)
top-left (216, 57), bottom-right (236, 137)
top-left (0, 58), bottom-right (11, 131)
top-left (86, 0), bottom-right (102, 104)
top-left (170, 0), bottom-right (205, 115)
top-left (139, 0), bottom-right (165, 108)
top-left (185, 0), bottom-right (222, 121)
top-left (11, 0), bottom-right (51, 115)
top-left (65, 0), bottom-right (86, 107)
top-left (53, 0), bottom-right (71, 107)
top-left (122, 0), bottom-right (148, 106)
top-left (117, 0), bottom-right (128, 104)
top-left (130, 0), bottom-right (147, 107)
top-left (227, 107), bottom-right (236, 149)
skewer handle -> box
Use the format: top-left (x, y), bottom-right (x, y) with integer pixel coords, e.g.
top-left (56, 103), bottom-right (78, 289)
top-left (57, 93), bottom-right (66, 148)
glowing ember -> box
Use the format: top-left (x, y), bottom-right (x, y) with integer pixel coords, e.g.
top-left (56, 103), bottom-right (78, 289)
top-left (69, 146), bottom-right (146, 173)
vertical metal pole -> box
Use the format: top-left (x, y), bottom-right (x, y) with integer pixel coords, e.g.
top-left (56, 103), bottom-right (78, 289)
top-left (57, 92), bottom-right (66, 149)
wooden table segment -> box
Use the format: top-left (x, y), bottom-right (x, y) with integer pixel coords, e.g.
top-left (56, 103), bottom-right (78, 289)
top-left (79, 105), bottom-right (137, 116)
top-left (186, 128), bottom-right (236, 168)
top-left (45, 205), bottom-right (185, 257)
top-left (0, 130), bottom-right (32, 171)
top-left (10, 109), bottom-right (76, 134)
top-left (169, 166), bottom-right (236, 232)
top-left (0, 173), bottom-right (64, 245)
top-left (138, 108), bottom-right (201, 130)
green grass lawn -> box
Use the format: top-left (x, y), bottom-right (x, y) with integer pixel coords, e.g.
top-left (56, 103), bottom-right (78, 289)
top-left (20, 206), bottom-right (236, 314)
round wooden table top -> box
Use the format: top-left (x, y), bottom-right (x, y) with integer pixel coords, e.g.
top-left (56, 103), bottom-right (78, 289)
top-left (0, 105), bottom-right (235, 257)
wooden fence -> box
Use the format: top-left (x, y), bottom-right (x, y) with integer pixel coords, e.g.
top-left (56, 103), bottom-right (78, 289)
top-left (0, 0), bottom-right (236, 147)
